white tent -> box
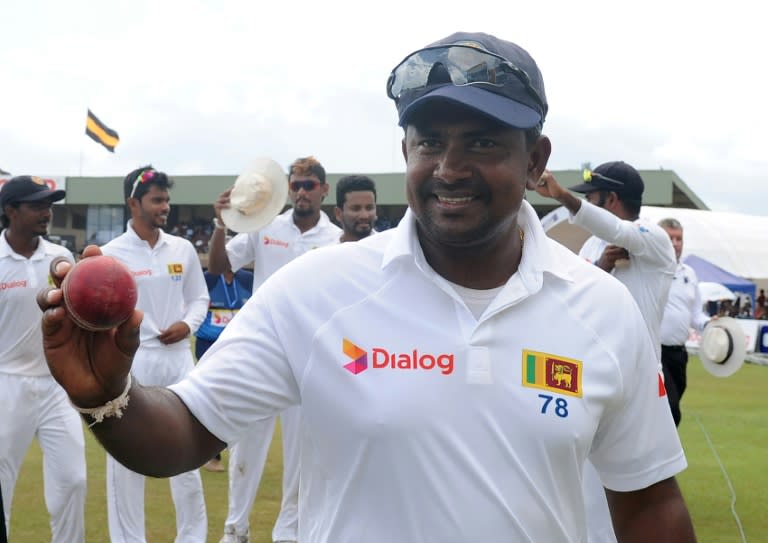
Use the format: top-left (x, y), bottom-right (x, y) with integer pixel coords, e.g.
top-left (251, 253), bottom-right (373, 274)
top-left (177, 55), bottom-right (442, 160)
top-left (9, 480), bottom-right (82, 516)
top-left (698, 281), bottom-right (737, 302)
top-left (541, 205), bottom-right (768, 281)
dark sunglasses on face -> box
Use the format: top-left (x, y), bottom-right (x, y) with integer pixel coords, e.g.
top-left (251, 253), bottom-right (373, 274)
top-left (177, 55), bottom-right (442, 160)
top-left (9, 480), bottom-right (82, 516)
top-left (290, 180), bottom-right (321, 192)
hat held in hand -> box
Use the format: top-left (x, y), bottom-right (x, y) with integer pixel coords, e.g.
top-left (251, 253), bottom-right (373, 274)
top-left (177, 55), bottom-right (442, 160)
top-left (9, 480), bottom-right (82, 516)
top-left (221, 158), bottom-right (288, 233)
top-left (699, 317), bottom-right (746, 377)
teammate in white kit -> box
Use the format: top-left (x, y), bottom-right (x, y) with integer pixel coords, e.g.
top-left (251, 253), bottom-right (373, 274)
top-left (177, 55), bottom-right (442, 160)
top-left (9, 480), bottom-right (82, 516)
top-left (538, 162), bottom-right (676, 352)
top-left (334, 175), bottom-right (378, 243)
top-left (0, 176), bottom-right (86, 542)
top-left (535, 163), bottom-right (677, 543)
top-left (39, 32), bottom-right (696, 543)
top-left (207, 156), bottom-right (341, 543)
top-left (100, 166), bottom-right (209, 543)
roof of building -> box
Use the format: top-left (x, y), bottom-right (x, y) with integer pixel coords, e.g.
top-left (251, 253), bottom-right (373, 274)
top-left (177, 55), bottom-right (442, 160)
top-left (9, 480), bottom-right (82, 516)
top-left (61, 168), bottom-right (708, 212)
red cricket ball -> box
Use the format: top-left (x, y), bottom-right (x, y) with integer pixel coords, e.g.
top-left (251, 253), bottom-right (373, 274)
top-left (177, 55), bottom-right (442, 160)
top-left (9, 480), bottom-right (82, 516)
top-left (61, 255), bottom-right (138, 331)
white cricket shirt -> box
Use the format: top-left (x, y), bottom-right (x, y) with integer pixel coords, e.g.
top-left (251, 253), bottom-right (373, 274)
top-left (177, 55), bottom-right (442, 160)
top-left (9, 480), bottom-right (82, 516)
top-left (660, 262), bottom-right (709, 345)
top-left (225, 208), bottom-right (342, 284)
top-left (573, 202), bottom-right (676, 351)
top-left (172, 201), bottom-right (686, 543)
top-left (0, 231), bottom-right (73, 376)
top-left (102, 222), bottom-right (209, 351)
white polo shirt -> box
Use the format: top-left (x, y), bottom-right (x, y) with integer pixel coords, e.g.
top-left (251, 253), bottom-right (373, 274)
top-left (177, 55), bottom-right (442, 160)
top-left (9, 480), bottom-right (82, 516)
top-left (573, 202), bottom-right (676, 351)
top-left (172, 201), bottom-right (685, 543)
top-left (660, 262), bottom-right (709, 346)
top-left (0, 231), bottom-right (73, 376)
top-left (225, 208), bottom-right (342, 284)
top-left (102, 222), bottom-right (209, 351)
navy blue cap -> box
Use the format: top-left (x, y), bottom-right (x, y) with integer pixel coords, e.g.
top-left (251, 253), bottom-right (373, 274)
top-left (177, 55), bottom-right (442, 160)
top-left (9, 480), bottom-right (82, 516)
top-left (0, 175), bottom-right (65, 209)
top-left (569, 161), bottom-right (645, 201)
top-left (392, 32), bottom-right (548, 129)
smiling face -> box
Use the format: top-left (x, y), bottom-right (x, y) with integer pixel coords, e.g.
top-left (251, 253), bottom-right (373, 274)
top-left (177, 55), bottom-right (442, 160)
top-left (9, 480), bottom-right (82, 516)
top-left (336, 190), bottom-right (377, 241)
top-left (130, 184), bottom-right (170, 230)
top-left (402, 102), bottom-right (548, 249)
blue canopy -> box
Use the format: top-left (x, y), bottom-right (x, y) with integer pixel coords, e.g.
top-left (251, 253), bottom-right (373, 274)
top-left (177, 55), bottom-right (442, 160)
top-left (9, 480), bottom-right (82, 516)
top-left (683, 254), bottom-right (756, 303)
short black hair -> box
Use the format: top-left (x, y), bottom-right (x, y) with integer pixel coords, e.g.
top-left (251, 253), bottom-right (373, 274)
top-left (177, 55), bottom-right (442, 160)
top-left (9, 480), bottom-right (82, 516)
top-left (620, 197), bottom-right (642, 217)
top-left (336, 175), bottom-right (377, 208)
top-left (123, 165), bottom-right (174, 201)
top-left (0, 207), bottom-right (13, 229)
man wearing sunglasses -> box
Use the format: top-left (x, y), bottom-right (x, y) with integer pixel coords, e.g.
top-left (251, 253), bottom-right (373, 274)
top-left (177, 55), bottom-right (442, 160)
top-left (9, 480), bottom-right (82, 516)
top-left (39, 32), bottom-right (694, 543)
top-left (207, 156), bottom-right (340, 543)
top-left (535, 163), bottom-right (677, 542)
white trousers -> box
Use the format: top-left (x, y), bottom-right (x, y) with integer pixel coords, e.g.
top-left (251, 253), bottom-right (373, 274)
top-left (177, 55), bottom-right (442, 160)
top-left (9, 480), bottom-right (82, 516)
top-left (225, 405), bottom-right (301, 542)
top-left (106, 456), bottom-right (207, 542)
top-left (106, 346), bottom-right (207, 543)
top-left (0, 373), bottom-right (86, 543)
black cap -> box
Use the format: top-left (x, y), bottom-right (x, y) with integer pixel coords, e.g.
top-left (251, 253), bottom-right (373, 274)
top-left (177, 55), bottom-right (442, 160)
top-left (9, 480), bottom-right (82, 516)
top-left (0, 176), bottom-right (66, 209)
top-left (569, 161), bottom-right (644, 201)
top-left (390, 32), bottom-right (547, 129)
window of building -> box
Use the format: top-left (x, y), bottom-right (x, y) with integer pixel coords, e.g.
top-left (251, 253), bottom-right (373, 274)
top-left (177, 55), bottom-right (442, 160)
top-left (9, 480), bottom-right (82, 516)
top-left (86, 206), bottom-right (124, 246)
top-left (51, 207), bottom-right (67, 228)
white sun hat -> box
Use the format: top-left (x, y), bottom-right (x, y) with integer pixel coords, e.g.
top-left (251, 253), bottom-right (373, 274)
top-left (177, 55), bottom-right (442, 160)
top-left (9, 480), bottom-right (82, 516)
top-left (699, 317), bottom-right (746, 377)
top-left (221, 157), bottom-right (288, 233)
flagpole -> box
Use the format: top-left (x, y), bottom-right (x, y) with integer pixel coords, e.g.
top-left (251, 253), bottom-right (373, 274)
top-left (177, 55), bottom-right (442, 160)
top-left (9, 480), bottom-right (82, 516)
top-left (80, 107), bottom-right (86, 176)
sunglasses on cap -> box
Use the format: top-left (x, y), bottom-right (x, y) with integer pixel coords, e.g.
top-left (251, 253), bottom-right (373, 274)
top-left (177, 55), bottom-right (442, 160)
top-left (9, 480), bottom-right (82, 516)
top-left (129, 169), bottom-right (157, 198)
top-left (386, 44), bottom-right (546, 113)
top-left (582, 169), bottom-right (624, 188)
top-left (290, 180), bottom-right (321, 192)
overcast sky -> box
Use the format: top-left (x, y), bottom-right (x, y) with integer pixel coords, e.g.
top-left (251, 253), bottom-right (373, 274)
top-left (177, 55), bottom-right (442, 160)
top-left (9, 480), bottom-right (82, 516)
top-left (2, 0), bottom-right (766, 214)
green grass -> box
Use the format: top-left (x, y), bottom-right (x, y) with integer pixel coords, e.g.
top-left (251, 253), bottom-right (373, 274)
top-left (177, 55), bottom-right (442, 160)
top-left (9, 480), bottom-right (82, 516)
top-left (10, 426), bottom-right (284, 542)
top-left (9, 357), bottom-right (767, 542)
top-left (676, 358), bottom-right (767, 542)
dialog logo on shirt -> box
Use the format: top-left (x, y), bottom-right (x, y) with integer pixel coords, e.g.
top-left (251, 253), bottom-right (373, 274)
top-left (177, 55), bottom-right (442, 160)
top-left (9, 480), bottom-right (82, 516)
top-left (342, 338), bottom-right (455, 375)
top-left (343, 338), bottom-right (368, 374)
top-left (167, 263), bottom-right (183, 282)
top-left (522, 349), bottom-right (582, 397)
top-left (263, 236), bottom-right (289, 247)
top-left (0, 279), bottom-right (27, 291)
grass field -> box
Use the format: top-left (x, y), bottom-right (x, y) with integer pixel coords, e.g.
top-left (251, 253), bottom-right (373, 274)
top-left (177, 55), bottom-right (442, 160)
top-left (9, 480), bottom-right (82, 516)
top-left (9, 356), bottom-right (767, 542)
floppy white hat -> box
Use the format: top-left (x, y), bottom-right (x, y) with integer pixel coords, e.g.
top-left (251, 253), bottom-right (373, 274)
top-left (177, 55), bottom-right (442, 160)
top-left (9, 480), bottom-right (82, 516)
top-left (699, 317), bottom-right (746, 377)
top-left (221, 158), bottom-right (288, 233)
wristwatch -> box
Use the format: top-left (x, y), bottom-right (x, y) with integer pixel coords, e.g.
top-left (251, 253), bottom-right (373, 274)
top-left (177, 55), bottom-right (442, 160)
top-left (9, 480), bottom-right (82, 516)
top-left (213, 217), bottom-right (226, 231)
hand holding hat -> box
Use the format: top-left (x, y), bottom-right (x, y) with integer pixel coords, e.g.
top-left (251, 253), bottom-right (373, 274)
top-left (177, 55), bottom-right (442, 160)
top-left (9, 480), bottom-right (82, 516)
top-left (699, 317), bottom-right (746, 377)
top-left (220, 158), bottom-right (288, 233)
